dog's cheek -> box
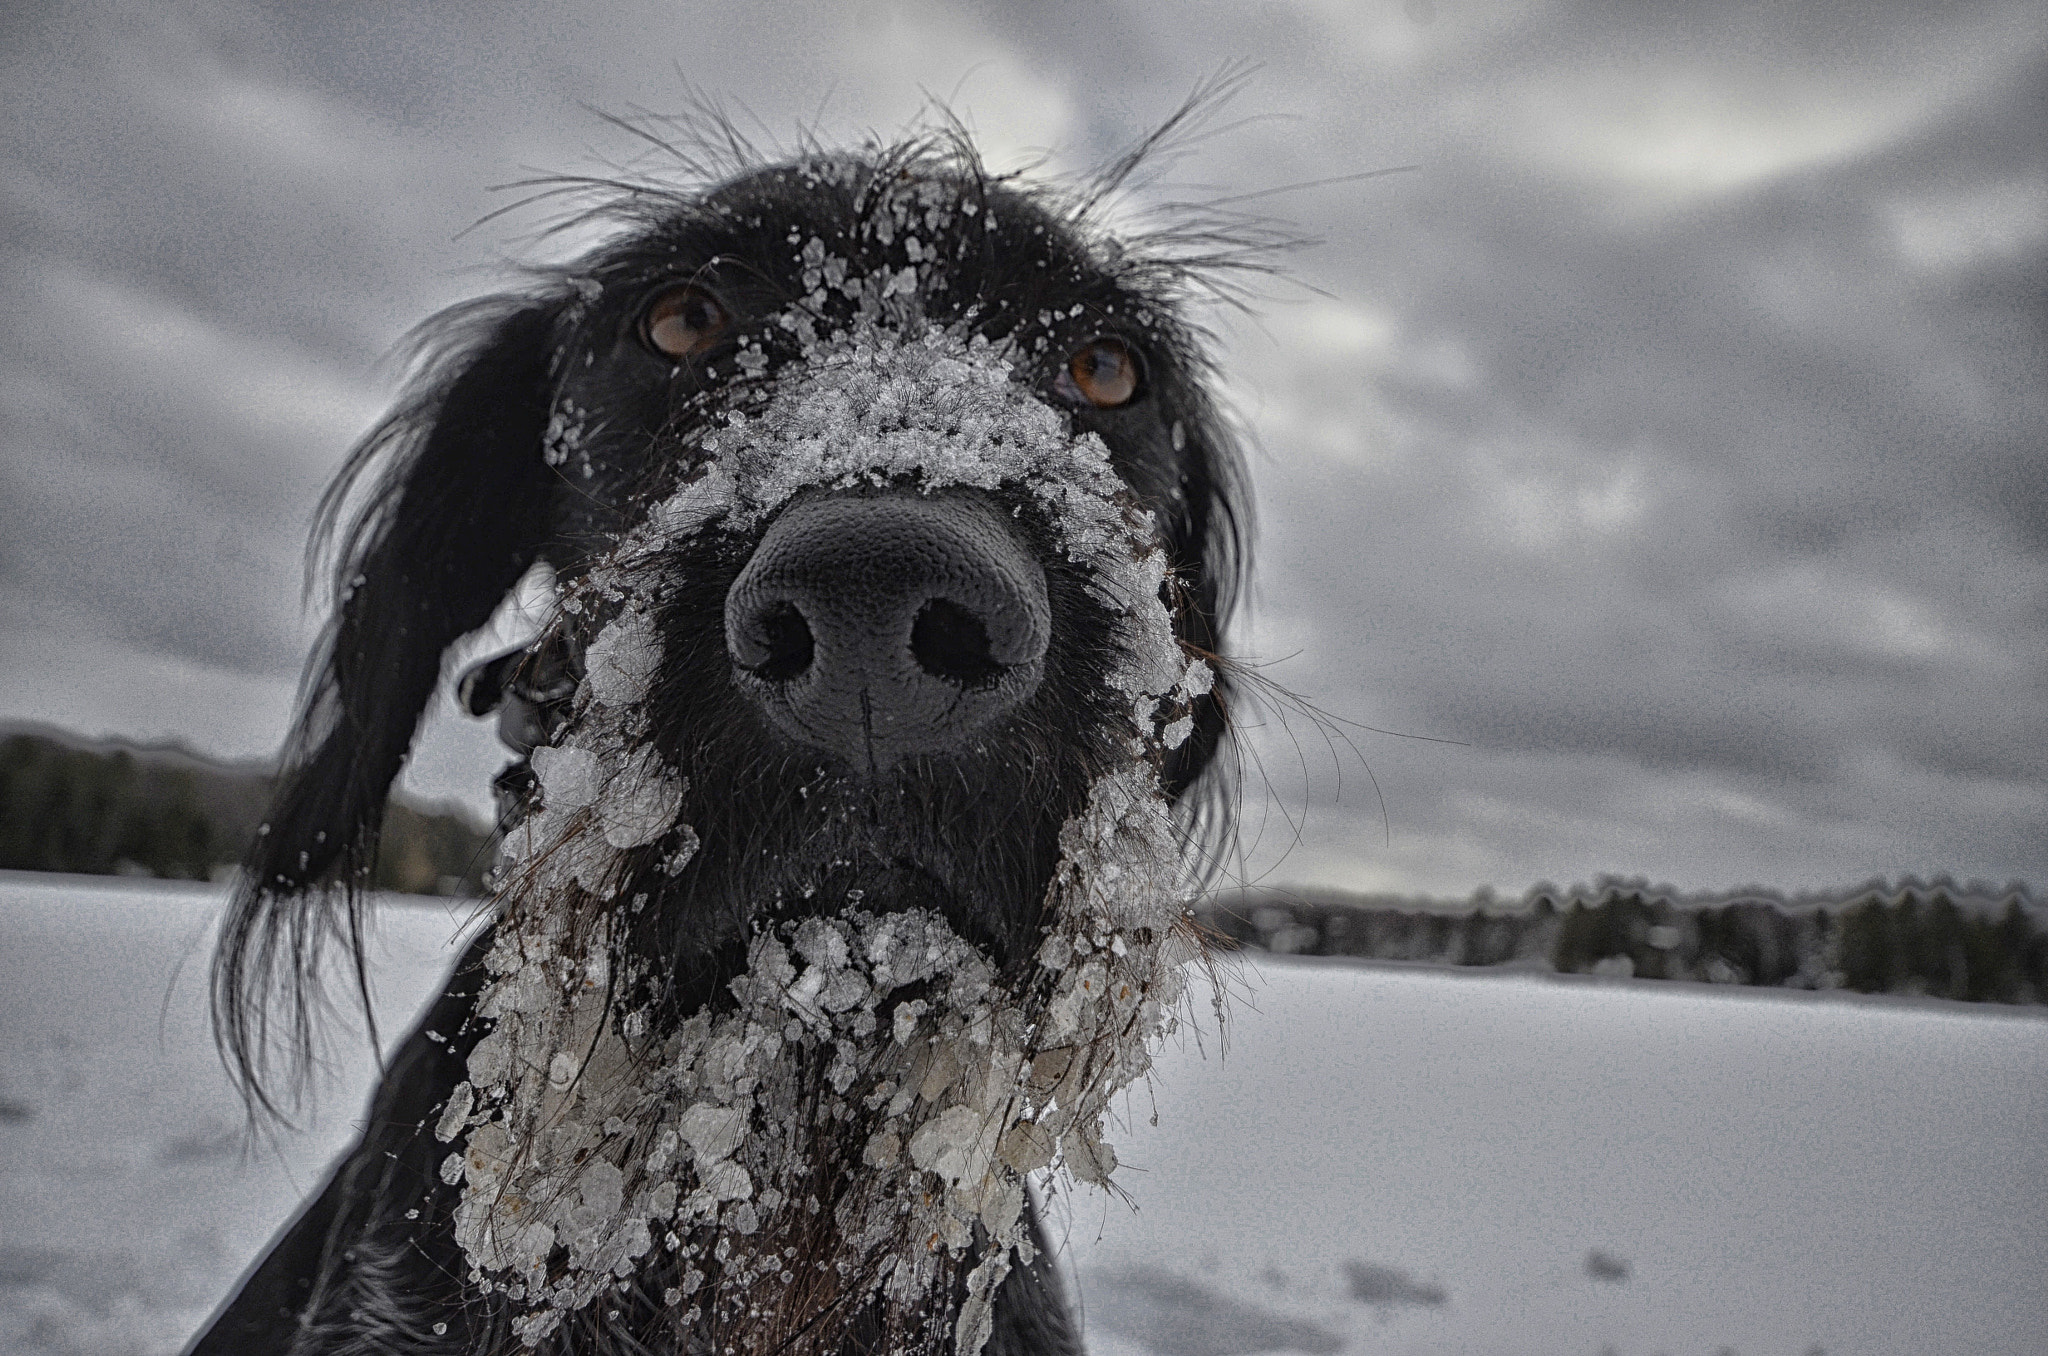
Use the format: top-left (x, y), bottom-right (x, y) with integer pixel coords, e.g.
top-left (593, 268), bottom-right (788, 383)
top-left (540, 375), bottom-right (702, 556)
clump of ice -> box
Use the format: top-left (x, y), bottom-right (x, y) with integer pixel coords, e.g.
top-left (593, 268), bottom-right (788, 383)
top-left (630, 324), bottom-right (1161, 608)
top-left (449, 183), bottom-right (1216, 1352)
top-left (499, 603), bottom-right (691, 900)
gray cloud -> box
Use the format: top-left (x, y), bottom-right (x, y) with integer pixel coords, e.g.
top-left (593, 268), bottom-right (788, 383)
top-left (2, 0), bottom-right (2040, 895)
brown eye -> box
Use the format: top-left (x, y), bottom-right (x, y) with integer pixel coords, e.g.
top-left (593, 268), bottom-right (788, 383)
top-left (1061, 337), bottom-right (1142, 408)
top-left (641, 284), bottom-right (731, 360)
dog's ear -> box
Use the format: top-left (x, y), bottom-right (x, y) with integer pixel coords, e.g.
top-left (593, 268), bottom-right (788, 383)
top-left (214, 292), bottom-right (567, 1116)
top-left (1159, 393), bottom-right (1249, 806)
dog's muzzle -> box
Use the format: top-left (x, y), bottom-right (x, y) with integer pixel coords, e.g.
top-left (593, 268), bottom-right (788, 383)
top-left (724, 490), bottom-right (1051, 765)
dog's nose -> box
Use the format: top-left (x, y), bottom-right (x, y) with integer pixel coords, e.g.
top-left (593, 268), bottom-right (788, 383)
top-left (724, 492), bottom-right (1051, 765)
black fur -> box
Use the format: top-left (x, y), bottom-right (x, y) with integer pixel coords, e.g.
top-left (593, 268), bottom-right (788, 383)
top-left (194, 101), bottom-right (1259, 1356)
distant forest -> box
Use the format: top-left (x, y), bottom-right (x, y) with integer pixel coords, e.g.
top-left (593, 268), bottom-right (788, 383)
top-left (1202, 878), bottom-right (2048, 1006)
top-left (0, 726), bottom-right (491, 895)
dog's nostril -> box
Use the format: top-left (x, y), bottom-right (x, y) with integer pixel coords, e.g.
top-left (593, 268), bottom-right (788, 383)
top-left (749, 601), bottom-right (815, 682)
top-left (910, 598), bottom-right (1004, 688)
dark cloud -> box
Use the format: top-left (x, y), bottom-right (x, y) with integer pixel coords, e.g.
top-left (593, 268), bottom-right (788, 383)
top-left (1, 0), bottom-right (2040, 894)
top-left (1189, 0), bottom-right (2048, 891)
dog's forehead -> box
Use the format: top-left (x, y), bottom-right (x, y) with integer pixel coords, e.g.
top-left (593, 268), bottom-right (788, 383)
top-left (705, 156), bottom-right (1084, 271)
top-left (591, 154), bottom-right (1155, 339)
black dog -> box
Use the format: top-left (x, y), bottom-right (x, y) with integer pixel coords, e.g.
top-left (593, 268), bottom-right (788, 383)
top-left (190, 112), bottom-right (1248, 1356)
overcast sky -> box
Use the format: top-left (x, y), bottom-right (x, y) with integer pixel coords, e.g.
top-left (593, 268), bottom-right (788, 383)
top-left (3, 0), bottom-right (2042, 898)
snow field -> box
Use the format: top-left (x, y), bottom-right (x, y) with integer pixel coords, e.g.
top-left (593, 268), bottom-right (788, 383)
top-left (1, 874), bottom-right (2042, 1356)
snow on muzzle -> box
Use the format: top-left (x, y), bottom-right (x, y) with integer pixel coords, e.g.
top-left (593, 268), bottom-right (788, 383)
top-left (724, 489), bottom-right (1051, 764)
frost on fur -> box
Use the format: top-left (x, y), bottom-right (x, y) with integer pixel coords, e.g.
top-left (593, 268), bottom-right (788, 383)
top-left (443, 217), bottom-right (1218, 1353)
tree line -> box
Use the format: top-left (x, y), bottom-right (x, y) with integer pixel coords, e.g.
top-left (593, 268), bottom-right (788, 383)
top-left (0, 728), bottom-right (490, 895)
top-left (1200, 877), bottom-right (2047, 1005)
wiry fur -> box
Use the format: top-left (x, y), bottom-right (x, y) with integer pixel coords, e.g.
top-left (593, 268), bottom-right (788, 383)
top-left (194, 82), bottom-right (1272, 1356)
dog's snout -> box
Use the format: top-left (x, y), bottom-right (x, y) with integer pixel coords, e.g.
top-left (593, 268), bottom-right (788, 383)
top-left (724, 493), bottom-right (1050, 764)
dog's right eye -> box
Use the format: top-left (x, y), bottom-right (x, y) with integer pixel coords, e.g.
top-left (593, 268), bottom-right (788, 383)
top-left (1057, 337), bottom-right (1143, 409)
top-left (641, 285), bottom-right (732, 360)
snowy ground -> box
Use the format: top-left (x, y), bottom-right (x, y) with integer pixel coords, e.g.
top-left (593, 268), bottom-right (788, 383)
top-left (1, 874), bottom-right (2042, 1356)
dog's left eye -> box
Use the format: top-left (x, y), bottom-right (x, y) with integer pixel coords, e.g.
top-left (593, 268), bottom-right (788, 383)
top-left (641, 284), bottom-right (732, 360)
top-left (1056, 337), bottom-right (1143, 409)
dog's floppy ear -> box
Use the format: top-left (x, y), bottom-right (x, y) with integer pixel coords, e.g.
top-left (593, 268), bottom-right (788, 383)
top-left (214, 292), bottom-right (567, 1116)
top-left (1157, 390), bottom-right (1249, 808)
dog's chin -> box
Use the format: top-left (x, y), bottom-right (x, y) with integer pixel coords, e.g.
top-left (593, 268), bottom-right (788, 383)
top-left (764, 856), bottom-right (964, 926)
top-left (646, 775), bottom-right (1064, 978)
top-left (618, 702), bottom-right (1112, 969)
